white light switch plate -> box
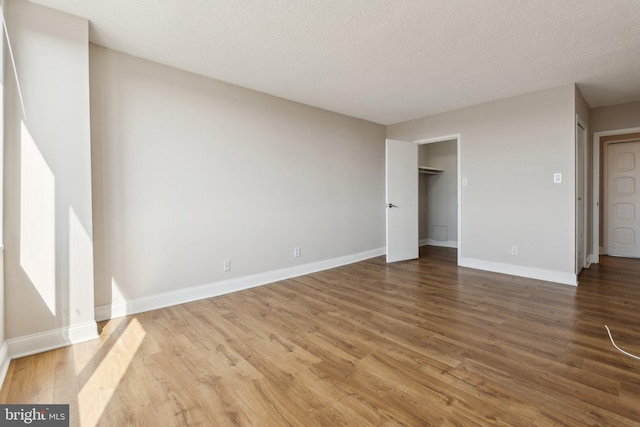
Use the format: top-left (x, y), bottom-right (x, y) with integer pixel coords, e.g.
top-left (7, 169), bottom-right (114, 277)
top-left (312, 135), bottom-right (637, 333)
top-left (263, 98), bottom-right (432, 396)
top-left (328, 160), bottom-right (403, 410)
top-left (553, 173), bottom-right (562, 184)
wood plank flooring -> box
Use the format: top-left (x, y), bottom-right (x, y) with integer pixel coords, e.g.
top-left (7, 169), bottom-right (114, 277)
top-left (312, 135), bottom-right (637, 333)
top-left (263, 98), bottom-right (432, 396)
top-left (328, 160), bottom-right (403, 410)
top-left (2, 246), bottom-right (640, 426)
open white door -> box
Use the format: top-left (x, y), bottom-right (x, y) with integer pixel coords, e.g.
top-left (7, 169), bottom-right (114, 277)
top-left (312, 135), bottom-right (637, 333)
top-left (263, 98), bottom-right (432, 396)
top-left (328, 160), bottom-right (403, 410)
top-left (576, 122), bottom-right (587, 273)
top-left (386, 139), bottom-right (418, 262)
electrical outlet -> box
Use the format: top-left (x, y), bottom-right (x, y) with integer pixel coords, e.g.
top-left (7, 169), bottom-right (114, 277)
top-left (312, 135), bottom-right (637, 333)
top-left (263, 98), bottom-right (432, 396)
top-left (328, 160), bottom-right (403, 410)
top-left (294, 247), bottom-right (301, 257)
top-left (511, 246), bottom-right (519, 256)
top-left (223, 260), bottom-right (231, 272)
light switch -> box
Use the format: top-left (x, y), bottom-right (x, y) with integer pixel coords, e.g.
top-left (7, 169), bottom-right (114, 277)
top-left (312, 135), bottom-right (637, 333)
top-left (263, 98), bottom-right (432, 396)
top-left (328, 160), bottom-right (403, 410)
top-left (553, 173), bottom-right (562, 184)
top-left (462, 177), bottom-right (468, 187)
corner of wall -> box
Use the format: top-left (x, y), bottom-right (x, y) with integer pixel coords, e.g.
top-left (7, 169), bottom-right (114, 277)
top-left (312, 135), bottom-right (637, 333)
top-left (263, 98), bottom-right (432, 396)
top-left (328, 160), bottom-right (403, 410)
top-left (575, 85), bottom-right (590, 126)
top-left (0, 340), bottom-right (9, 387)
top-left (0, 1), bottom-right (7, 388)
top-left (6, 321), bottom-right (98, 360)
top-left (2, 0), bottom-right (98, 359)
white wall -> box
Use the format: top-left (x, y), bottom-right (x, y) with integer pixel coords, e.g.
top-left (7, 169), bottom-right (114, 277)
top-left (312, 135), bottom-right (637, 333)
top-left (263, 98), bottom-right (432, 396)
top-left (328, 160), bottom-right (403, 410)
top-left (90, 45), bottom-right (386, 316)
top-left (418, 140), bottom-right (457, 246)
top-left (0, 254), bottom-right (5, 380)
top-left (388, 85), bottom-right (577, 284)
top-left (3, 0), bottom-right (97, 352)
top-left (0, 0), bottom-right (7, 380)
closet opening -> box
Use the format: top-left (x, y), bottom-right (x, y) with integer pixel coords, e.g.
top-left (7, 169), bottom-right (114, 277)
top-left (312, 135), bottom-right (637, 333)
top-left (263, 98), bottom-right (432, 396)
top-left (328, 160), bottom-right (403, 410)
top-left (416, 136), bottom-right (459, 260)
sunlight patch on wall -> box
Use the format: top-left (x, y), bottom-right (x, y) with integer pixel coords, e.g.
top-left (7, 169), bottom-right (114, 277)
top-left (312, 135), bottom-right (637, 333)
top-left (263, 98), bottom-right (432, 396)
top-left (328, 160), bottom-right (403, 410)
top-left (112, 277), bottom-right (126, 304)
top-left (78, 317), bottom-right (146, 427)
top-left (20, 120), bottom-right (56, 315)
top-left (69, 206), bottom-right (94, 325)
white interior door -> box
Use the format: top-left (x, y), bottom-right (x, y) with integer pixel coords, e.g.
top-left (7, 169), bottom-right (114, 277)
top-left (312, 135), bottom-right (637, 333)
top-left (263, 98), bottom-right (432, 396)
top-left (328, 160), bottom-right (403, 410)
top-left (386, 139), bottom-right (418, 262)
top-left (607, 141), bottom-right (640, 258)
top-left (576, 123), bottom-right (586, 273)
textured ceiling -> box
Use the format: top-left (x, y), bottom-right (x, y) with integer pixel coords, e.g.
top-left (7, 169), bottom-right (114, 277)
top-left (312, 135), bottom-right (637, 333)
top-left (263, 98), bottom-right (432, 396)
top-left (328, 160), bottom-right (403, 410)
top-left (27, 0), bottom-right (640, 125)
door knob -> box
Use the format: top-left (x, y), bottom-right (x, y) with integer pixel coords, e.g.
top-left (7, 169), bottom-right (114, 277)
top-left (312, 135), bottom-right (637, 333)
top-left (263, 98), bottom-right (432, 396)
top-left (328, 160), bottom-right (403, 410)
top-left (386, 203), bottom-right (397, 208)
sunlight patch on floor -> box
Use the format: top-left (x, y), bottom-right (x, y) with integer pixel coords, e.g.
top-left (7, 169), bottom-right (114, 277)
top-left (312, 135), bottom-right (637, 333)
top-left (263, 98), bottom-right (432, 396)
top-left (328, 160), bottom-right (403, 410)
top-left (78, 317), bottom-right (146, 427)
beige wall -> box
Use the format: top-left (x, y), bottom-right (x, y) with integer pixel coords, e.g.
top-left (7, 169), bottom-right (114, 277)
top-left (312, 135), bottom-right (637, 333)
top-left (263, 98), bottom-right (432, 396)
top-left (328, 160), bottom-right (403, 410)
top-left (575, 87), bottom-right (590, 128)
top-left (591, 101), bottom-right (640, 133)
top-left (389, 85), bottom-right (577, 283)
top-left (90, 45), bottom-right (386, 309)
top-left (3, 0), bottom-right (96, 341)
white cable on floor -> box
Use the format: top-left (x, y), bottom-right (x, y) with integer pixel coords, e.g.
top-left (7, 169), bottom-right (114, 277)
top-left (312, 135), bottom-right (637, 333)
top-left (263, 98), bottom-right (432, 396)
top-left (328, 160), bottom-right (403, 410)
top-left (605, 325), bottom-right (640, 361)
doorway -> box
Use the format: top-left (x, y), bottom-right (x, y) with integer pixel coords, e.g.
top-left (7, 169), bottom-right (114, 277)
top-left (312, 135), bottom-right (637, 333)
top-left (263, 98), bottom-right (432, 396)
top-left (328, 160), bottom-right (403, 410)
top-left (605, 139), bottom-right (640, 258)
top-left (385, 134), bottom-right (461, 265)
top-left (418, 139), bottom-right (458, 249)
top-left (592, 127), bottom-right (640, 259)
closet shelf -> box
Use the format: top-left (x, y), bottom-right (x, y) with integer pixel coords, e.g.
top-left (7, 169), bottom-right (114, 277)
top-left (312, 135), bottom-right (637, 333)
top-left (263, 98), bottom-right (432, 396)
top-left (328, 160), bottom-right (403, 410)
top-left (419, 166), bottom-right (444, 175)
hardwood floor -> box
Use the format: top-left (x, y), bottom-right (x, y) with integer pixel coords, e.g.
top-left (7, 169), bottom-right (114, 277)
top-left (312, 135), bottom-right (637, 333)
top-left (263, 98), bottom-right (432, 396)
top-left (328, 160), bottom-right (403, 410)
top-left (2, 246), bottom-right (640, 426)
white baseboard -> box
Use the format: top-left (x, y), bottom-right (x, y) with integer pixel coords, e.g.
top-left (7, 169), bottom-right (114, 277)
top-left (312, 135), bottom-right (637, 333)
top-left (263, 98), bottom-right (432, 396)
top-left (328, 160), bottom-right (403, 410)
top-left (587, 253), bottom-right (599, 265)
top-left (96, 247), bottom-right (386, 321)
top-left (7, 321), bottom-right (99, 360)
top-left (419, 239), bottom-right (458, 248)
top-left (459, 257), bottom-right (577, 286)
top-left (0, 341), bottom-right (9, 387)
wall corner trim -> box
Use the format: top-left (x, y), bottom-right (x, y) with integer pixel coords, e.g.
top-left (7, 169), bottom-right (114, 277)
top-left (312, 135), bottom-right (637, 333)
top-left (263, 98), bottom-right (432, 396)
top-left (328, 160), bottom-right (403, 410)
top-left (95, 247), bottom-right (386, 322)
top-left (6, 321), bottom-right (99, 360)
top-left (459, 257), bottom-right (577, 286)
top-left (0, 341), bottom-right (10, 388)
